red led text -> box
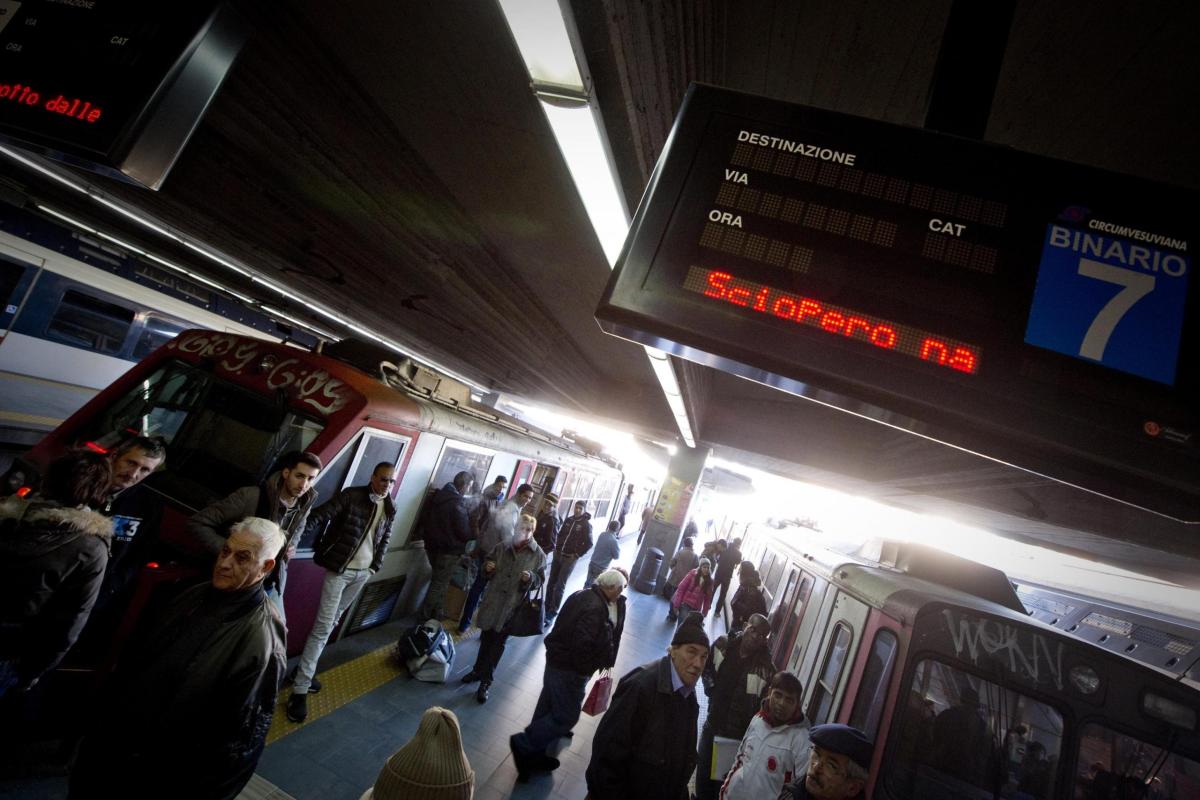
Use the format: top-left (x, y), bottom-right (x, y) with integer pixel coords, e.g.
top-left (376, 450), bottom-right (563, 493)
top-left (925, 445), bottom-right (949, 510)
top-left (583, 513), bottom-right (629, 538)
top-left (696, 269), bottom-right (980, 374)
top-left (0, 82), bottom-right (103, 123)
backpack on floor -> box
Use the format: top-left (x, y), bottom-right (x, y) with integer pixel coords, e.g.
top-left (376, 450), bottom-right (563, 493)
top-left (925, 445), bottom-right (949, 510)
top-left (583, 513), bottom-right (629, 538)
top-left (397, 619), bottom-right (444, 662)
top-left (403, 620), bottom-right (455, 682)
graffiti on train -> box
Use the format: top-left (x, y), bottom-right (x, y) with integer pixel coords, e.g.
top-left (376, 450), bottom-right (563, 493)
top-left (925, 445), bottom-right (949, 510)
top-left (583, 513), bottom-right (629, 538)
top-left (168, 331), bottom-right (354, 415)
top-left (942, 609), bottom-right (1064, 691)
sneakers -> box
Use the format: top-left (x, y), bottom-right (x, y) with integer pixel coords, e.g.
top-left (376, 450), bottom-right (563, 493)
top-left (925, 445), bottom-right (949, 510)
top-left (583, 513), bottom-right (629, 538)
top-left (476, 681), bottom-right (491, 703)
top-left (460, 670), bottom-right (481, 684)
top-left (286, 692), bottom-right (308, 723)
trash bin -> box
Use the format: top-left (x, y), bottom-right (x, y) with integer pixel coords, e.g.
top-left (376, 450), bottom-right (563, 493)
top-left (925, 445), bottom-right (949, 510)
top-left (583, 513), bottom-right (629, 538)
top-left (633, 547), bottom-right (664, 594)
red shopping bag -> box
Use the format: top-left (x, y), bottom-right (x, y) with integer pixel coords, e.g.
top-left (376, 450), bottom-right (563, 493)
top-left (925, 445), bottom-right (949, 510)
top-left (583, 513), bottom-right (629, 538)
top-left (582, 673), bottom-right (613, 716)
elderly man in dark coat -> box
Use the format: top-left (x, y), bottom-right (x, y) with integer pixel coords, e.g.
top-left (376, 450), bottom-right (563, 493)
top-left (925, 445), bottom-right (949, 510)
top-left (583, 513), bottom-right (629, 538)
top-left (586, 613), bottom-right (710, 800)
top-left (70, 517), bottom-right (287, 800)
top-left (420, 470), bottom-right (474, 622)
top-left (510, 568), bottom-right (628, 780)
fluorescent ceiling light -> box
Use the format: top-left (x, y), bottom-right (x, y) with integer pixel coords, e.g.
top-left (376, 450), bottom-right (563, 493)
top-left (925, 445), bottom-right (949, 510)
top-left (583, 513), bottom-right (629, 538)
top-left (540, 101), bottom-right (629, 267)
top-left (496, 0), bottom-right (584, 89)
top-left (0, 145), bottom-right (90, 194)
top-left (36, 205), bottom-right (96, 234)
top-left (260, 304), bottom-right (339, 340)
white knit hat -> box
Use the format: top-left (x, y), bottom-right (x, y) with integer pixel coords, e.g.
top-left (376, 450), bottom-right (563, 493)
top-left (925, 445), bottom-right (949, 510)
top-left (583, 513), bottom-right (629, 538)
top-left (372, 707), bottom-right (474, 800)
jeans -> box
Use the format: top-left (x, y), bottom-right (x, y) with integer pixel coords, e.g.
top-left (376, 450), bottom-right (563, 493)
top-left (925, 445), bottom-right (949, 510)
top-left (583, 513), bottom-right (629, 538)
top-left (545, 552), bottom-right (581, 616)
top-left (293, 567), bottom-right (371, 694)
top-left (265, 587), bottom-right (286, 624)
top-left (472, 628), bottom-right (510, 682)
top-left (583, 560), bottom-right (607, 589)
top-left (460, 554), bottom-right (488, 631)
top-left (423, 551), bottom-right (462, 622)
top-left (513, 664), bottom-right (589, 757)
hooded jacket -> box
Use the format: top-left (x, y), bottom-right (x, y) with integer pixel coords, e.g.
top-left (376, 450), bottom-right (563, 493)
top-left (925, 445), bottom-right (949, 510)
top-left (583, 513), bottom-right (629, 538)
top-left (555, 512), bottom-right (593, 557)
top-left (422, 482), bottom-right (473, 555)
top-left (0, 495), bottom-right (113, 685)
top-left (721, 703), bottom-right (812, 800)
top-left (672, 567), bottom-right (714, 615)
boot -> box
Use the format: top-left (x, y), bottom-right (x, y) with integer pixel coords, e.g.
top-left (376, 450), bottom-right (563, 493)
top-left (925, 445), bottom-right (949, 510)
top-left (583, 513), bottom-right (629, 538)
top-left (476, 680), bottom-right (491, 703)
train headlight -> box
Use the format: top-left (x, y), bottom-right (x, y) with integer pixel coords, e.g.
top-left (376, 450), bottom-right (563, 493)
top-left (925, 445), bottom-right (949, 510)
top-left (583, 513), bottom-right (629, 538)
top-left (258, 354), bottom-right (278, 373)
top-left (1068, 665), bottom-right (1101, 695)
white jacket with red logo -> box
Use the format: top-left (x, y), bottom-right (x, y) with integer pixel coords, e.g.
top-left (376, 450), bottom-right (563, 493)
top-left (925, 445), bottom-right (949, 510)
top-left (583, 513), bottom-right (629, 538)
top-left (720, 711), bottom-right (812, 800)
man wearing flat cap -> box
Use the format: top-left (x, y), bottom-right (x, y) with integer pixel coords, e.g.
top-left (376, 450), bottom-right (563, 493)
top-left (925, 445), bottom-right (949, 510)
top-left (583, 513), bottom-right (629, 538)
top-left (586, 612), bottom-right (709, 800)
top-left (787, 723), bottom-right (873, 799)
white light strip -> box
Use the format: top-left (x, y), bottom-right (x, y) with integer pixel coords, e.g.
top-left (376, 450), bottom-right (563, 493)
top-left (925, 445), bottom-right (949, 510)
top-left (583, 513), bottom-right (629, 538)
top-left (644, 346), bottom-right (696, 447)
top-left (88, 194), bottom-right (180, 240)
top-left (260, 304), bottom-right (339, 340)
top-left (0, 144), bottom-right (90, 194)
top-left (36, 205), bottom-right (97, 234)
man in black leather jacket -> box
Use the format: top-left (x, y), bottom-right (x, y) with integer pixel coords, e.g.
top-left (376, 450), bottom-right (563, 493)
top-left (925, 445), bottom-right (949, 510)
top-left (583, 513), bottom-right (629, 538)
top-left (288, 462), bottom-right (397, 722)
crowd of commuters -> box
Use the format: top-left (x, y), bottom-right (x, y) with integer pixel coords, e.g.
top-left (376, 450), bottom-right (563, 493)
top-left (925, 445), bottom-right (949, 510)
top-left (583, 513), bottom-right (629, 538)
top-left (2, 439), bottom-right (886, 799)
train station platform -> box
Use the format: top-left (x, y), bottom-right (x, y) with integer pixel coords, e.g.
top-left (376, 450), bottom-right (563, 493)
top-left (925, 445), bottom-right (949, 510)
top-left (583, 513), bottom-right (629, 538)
top-left (3, 534), bottom-right (720, 800)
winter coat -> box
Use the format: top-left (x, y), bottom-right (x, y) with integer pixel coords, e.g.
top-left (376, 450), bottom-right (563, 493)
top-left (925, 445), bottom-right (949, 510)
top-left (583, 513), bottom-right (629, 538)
top-left (185, 471), bottom-right (318, 591)
top-left (721, 709), bottom-right (812, 800)
top-left (533, 509), bottom-right (561, 553)
top-left (788, 772), bottom-right (866, 800)
top-left (589, 530), bottom-right (621, 569)
top-left (308, 487), bottom-right (396, 574)
top-left (666, 546), bottom-right (699, 587)
top-left (672, 567), bottom-right (714, 615)
top-left (545, 585), bottom-right (626, 676)
top-left (478, 497), bottom-right (523, 554)
top-left (0, 496), bottom-right (113, 685)
top-left (556, 512), bottom-right (593, 557)
top-left (729, 585), bottom-right (768, 631)
top-left (473, 540), bottom-right (546, 632)
top-left (586, 656), bottom-right (699, 800)
top-left (708, 631), bottom-right (777, 739)
top-left (422, 483), bottom-right (473, 555)
top-left (72, 581), bottom-right (285, 800)
top-left (715, 545), bottom-right (742, 585)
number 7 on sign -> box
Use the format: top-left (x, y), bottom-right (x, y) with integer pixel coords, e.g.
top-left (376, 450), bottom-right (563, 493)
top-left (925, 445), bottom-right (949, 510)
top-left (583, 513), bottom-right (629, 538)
top-left (1076, 258), bottom-right (1155, 361)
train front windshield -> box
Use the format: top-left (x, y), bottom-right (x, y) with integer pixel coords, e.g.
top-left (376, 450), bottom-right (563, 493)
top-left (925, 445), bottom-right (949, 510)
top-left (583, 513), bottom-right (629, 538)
top-left (79, 358), bottom-right (324, 508)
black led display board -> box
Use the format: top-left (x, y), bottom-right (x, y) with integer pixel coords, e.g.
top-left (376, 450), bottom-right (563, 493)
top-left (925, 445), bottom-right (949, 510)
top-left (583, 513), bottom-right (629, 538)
top-left (597, 84), bottom-right (1198, 521)
top-left (0, 0), bottom-right (246, 189)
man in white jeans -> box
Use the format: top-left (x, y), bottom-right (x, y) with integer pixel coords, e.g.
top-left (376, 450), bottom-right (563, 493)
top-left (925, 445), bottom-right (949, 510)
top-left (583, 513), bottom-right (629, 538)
top-left (287, 463), bottom-right (396, 723)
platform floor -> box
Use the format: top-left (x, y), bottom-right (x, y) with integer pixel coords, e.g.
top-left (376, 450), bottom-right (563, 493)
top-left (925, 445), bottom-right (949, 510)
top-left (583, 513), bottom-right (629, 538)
top-left (2, 537), bottom-right (724, 800)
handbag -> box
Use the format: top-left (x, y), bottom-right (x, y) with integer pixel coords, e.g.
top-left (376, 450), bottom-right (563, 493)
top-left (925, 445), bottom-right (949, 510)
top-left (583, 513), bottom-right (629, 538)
top-left (582, 672), bottom-right (612, 716)
top-left (503, 582), bottom-right (545, 637)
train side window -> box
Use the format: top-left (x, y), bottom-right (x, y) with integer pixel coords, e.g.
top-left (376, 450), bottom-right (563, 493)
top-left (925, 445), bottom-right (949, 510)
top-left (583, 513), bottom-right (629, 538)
top-left (775, 574), bottom-right (814, 669)
top-left (1075, 723), bottom-right (1200, 799)
top-left (848, 628), bottom-right (899, 740)
top-left (771, 569), bottom-right (800, 636)
top-left (46, 289), bottom-right (134, 354)
top-left (131, 315), bottom-right (187, 360)
top-left (888, 658), bottom-right (1064, 800)
top-left (0, 257), bottom-right (23, 307)
top-left (808, 622), bottom-right (852, 724)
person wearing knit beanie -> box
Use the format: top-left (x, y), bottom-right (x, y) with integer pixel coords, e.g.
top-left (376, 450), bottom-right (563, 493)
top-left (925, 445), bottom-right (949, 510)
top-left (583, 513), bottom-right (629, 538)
top-left (365, 707), bottom-right (475, 800)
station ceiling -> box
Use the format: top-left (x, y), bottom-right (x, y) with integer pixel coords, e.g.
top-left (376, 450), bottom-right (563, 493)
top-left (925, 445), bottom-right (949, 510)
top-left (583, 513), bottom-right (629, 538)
top-left (8, 1), bottom-right (1199, 593)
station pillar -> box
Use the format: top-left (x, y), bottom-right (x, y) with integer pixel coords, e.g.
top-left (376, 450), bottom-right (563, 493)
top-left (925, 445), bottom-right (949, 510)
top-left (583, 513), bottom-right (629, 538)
top-left (632, 443), bottom-right (710, 594)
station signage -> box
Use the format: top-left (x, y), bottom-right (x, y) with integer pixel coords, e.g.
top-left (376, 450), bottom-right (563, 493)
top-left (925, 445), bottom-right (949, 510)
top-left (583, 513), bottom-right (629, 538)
top-left (596, 84), bottom-right (1197, 520)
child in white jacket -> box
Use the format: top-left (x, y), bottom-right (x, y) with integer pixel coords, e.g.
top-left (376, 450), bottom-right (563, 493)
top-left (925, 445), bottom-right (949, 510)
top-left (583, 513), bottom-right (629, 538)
top-left (720, 671), bottom-right (811, 800)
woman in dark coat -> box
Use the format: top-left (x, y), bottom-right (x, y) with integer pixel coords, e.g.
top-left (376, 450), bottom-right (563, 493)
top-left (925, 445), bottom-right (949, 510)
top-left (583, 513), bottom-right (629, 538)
top-left (0, 451), bottom-right (113, 695)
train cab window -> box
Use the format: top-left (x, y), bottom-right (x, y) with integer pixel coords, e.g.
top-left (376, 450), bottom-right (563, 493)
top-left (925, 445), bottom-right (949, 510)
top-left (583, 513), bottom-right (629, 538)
top-left (1075, 723), bottom-right (1200, 799)
top-left (131, 316), bottom-right (187, 360)
top-left (888, 658), bottom-right (1064, 800)
top-left (808, 622), bottom-right (852, 724)
top-left (77, 359), bottom-right (325, 509)
top-left (849, 629), bottom-right (899, 740)
top-left (46, 289), bottom-right (134, 354)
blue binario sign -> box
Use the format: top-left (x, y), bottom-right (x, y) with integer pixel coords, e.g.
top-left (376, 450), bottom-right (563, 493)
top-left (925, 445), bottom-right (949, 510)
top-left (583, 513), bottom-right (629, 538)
top-left (1025, 222), bottom-right (1190, 385)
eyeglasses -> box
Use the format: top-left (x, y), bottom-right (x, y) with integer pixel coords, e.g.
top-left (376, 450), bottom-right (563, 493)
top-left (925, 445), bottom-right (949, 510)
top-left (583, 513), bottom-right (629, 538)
top-left (809, 748), bottom-right (847, 779)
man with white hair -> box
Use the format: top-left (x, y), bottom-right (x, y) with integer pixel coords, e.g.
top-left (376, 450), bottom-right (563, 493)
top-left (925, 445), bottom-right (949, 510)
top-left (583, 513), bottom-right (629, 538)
top-left (510, 568), bottom-right (627, 781)
top-left (70, 517), bottom-right (287, 800)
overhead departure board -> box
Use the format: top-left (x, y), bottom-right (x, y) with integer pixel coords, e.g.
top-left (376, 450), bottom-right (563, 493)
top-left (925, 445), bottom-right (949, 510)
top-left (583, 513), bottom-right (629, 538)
top-left (596, 84), bottom-right (1197, 521)
top-left (0, 0), bottom-right (246, 189)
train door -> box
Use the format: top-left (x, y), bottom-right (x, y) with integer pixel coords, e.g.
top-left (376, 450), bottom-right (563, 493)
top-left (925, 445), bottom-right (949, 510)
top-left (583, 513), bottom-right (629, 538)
top-left (789, 575), bottom-right (832, 677)
top-left (804, 591), bottom-right (870, 725)
top-left (772, 567), bottom-right (815, 669)
top-left (510, 458), bottom-right (535, 494)
top-left (529, 462), bottom-right (559, 511)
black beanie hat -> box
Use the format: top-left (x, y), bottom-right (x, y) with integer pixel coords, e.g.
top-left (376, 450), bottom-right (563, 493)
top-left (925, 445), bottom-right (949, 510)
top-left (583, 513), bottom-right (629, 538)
top-left (671, 612), bottom-right (710, 648)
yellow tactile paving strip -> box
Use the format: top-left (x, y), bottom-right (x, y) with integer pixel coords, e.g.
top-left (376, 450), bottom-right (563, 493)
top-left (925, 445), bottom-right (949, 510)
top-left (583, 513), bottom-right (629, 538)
top-left (265, 622), bottom-right (478, 745)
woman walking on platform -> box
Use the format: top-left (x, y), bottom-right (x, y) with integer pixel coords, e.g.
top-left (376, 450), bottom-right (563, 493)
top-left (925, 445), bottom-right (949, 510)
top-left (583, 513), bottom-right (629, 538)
top-left (669, 557), bottom-right (714, 626)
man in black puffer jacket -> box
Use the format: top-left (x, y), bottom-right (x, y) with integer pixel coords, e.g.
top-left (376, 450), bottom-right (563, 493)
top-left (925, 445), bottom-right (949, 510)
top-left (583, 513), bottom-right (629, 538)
top-left (287, 462), bottom-right (397, 722)
top-left (420, 470), bottom-right (474, 621)
top-left (510, 568), bottom-right (627, 779)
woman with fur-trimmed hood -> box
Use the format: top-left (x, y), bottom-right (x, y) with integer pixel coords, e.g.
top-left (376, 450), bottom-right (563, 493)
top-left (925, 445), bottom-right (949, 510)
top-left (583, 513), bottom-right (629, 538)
top-left (0, 451), bottom-right (113, 695)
